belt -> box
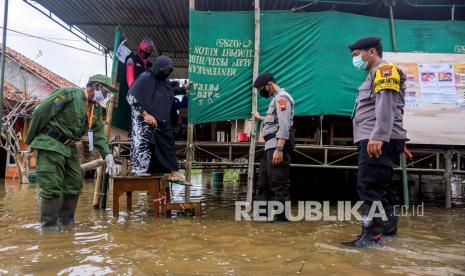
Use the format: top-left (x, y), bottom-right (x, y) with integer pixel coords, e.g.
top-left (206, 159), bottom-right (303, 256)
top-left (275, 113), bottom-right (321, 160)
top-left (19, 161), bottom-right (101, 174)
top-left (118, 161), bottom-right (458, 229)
top-left (263, 130), bottom-right (295, 152)
top-left (41, 126), bottom-right (77, 146)
top-left (264, 133), bottom-right (276, 142)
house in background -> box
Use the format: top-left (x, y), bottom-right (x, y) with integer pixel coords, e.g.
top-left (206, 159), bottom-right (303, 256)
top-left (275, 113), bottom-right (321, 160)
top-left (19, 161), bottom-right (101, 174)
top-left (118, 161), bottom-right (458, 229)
top-left (1, 45), bottom-right (78, 179)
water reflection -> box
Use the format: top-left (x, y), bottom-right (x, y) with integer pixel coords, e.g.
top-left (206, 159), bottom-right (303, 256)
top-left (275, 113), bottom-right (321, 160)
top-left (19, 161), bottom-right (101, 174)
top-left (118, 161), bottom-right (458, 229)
top-left (0, 171), bottom-right (464, 274)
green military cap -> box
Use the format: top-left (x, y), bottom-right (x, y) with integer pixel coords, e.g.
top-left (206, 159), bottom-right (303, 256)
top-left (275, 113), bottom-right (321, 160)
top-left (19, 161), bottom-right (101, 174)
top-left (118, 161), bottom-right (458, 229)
top-left (88, 74), bottom-right (118, 93)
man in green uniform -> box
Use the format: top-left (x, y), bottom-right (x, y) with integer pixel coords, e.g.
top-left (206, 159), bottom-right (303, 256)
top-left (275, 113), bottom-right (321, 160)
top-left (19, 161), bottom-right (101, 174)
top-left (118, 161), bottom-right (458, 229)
top-left (25, 74), bottom-right (117, 230)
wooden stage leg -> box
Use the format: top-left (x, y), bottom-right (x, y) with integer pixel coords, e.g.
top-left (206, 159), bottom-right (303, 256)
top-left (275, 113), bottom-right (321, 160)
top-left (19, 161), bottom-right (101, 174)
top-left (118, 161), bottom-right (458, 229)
top-left (113, 190), bottom-right (120, 218)
top-left (149, 186), bottom-right (159, 218)
top-left (195, 204), bottom-right (202, 218)
top-left (126, 191), bottom-right (132, 211)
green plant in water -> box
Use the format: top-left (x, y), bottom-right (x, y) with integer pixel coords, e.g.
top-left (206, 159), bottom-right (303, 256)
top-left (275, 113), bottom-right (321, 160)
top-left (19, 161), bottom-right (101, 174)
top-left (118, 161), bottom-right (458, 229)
top-left (223, 169), bottom-right (239, 182)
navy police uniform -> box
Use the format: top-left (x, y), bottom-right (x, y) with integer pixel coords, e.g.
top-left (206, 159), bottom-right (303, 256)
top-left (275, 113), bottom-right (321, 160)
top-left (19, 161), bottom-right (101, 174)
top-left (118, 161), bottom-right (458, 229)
top-left (344, 37), bottom-right (408, 246)
top-left (253, 73), bottom-right (295, 219)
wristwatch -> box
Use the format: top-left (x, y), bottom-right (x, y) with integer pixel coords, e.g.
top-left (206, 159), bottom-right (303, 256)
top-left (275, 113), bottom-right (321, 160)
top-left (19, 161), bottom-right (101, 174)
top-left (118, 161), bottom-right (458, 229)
top-left (276, 145), bottom-right (284, 151)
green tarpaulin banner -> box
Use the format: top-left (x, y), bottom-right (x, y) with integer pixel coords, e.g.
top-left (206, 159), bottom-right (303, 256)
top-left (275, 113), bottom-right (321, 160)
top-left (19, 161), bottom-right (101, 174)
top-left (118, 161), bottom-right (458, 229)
top-left (188, 11), bottom-right (465, 123)
top-left (188, 11), bottom-right (254, 123)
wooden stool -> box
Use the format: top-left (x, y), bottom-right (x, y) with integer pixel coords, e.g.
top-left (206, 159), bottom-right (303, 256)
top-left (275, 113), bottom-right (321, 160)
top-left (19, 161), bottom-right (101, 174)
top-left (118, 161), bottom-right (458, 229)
top-left (160, 181), bottom-right (202, 218)
top-left (111, 176), bottom-right (165, 217)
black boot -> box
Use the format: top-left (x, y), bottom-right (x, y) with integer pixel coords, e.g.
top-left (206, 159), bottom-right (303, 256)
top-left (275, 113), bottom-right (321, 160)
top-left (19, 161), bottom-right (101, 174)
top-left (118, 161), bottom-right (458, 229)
top-left (272, 213), bottom-right (289, 222)
top-left (58, 196), bottom-right (79, 225)
top-left (39, 197), bottom-right (63, 231)
top-left (343, 205), bottom-right (383, 247)
top-left (383, 207), bottom-right (398, 238)
top-left (268, 201), bottom-right (289, 223)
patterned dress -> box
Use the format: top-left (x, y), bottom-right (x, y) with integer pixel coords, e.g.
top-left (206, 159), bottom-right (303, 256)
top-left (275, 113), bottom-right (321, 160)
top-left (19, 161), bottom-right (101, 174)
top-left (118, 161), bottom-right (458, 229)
top-left (126, 93), bottom-right (152, 174)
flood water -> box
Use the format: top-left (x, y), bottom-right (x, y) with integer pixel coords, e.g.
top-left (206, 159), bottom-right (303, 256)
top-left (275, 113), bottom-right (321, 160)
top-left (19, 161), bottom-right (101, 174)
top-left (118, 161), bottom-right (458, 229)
top-left (1, 172), bottom-right (465, 275)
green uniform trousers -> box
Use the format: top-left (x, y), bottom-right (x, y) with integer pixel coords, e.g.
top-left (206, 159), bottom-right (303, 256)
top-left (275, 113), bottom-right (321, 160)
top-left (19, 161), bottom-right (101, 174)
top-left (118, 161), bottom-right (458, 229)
top-left (36, 148), bottom-right (82, 199)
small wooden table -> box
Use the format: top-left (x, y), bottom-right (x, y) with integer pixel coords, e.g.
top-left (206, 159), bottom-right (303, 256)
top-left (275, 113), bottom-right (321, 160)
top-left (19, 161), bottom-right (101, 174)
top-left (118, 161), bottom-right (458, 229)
top-left (111, 176), bottom-right (165, 218)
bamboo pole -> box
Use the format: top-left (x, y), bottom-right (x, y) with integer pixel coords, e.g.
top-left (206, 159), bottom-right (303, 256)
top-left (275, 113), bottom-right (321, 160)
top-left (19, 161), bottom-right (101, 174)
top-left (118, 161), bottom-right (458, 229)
top-left (401, 152), bottom-right (409, 208)
top-left (444, 150), bottom-right (452, 209)
top-left (185, 0), bottom-right (196, 200)
top-left (93, 27), bottom-right (122, 209)
top-left (246, 0), bottom-right (261, 206)
top-left (82, 159), bottom-right (105, 173)
top-left (98, 94), bottom-right (115, 209)
top-left (388, 3), bottom-right (398, 52)
top-left (0, 0), bottom-right (9, 133)
top-left (14, 152), bottom-right (28, 184)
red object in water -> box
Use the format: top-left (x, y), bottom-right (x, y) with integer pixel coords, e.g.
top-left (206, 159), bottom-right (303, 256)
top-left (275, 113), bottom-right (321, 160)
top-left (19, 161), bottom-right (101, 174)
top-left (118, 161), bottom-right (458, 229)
top-left (237, 132), bottom-right (249, 142)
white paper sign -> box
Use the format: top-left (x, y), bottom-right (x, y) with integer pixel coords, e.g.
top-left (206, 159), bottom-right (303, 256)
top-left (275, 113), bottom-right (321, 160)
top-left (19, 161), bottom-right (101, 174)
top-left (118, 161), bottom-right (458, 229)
top-left (116, 40), bottom-right (132, 63)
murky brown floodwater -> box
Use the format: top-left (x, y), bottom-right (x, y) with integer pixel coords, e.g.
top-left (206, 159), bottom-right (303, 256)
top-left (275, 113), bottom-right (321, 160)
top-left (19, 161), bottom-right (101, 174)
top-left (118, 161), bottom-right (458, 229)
top-left (1, 172), bottom-right (465, 275)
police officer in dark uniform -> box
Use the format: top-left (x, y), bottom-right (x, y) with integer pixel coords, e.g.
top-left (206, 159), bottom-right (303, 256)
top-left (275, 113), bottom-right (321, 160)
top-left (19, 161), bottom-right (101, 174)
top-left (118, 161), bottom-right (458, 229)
top-left (343, 37), bottom-right (407, 247)
top-left (252, 72), bottom-right (295, 222)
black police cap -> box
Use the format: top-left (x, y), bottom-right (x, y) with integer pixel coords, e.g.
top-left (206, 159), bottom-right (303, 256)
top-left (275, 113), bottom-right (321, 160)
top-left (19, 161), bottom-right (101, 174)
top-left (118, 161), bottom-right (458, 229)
top-left (348, 37), bottom-right (381, 51)
top-left (253, 72), bottom-right (275, 88)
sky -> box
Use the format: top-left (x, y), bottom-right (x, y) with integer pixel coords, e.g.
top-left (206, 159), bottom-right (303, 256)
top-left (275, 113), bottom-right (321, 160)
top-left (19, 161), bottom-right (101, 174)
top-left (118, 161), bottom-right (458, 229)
top-left (0, 0), bottom-right (112, 87)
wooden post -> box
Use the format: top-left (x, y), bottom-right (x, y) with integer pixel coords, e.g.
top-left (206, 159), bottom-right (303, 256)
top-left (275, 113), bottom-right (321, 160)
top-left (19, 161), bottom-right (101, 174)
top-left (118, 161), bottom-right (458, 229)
top-left (444, 150), bottom-right (452, 209)
top-left (93, 27), bottom-right (121, 209)
top-left (401, 152), bottom-right (409, 208)
top-left (104, 51), bottom-right (108, 76)
top-left (387, 1), bottom-right (398, 52)
top-left (185, 0), bottom-right (196, 200)
top-left (0, 0), bottom-right (9, 132)
top-left (246, 0), bottom-right (261, 206)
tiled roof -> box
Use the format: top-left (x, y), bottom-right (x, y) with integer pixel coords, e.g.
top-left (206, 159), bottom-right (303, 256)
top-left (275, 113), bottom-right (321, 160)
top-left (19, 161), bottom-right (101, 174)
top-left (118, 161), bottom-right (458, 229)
top-left (3, 80), bottom-right (39, 104)
top-left (3, 80), bottom-right (22, 102)
top-left (1, 44), bottom-right (77, 88)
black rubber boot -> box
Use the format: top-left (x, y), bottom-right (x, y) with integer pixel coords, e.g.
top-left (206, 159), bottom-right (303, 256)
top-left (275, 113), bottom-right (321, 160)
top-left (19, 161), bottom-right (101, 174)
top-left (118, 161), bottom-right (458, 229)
top-left (267, 201), bottom-right (289, 223)
top-left (58, 196), bottom-right (79, 225)
top-left (39, 197), bottom-right (63, 231)
top-left (383, 207), bottom-right (398, 238)
top-left (343, 205), bottom-right (383, 247)
top-left (272, 213), bottom-right (289, 223)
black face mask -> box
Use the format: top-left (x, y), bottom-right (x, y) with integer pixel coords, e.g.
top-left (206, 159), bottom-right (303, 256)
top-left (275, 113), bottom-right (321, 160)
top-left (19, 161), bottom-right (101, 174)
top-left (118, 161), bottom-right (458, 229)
top-left (155, 71), bottom-right (171, 80)
top-left (260, 89), bottom-right (270, 98)
top-left (140, 51), bottom-right (151, 59)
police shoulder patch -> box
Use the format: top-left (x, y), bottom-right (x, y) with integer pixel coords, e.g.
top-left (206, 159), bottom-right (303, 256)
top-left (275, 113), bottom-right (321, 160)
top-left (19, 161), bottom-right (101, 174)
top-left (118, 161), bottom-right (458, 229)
top-left (277, 97), bottom-right (288, 111)
top-left (373, 63), bottom-right (400, 93)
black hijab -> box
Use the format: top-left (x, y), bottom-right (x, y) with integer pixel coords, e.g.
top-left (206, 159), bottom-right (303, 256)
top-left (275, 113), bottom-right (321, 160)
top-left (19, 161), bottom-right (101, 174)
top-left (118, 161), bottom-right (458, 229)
top-left (128, 55), bottom-right (174, 126)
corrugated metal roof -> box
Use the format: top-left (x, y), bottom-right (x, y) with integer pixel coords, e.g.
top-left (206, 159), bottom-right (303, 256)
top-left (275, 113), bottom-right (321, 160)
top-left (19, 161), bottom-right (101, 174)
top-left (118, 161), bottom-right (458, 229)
top-left (32, 0), bottom-right (189, 68)
top-left (29, 0), bottom-right (465, 72)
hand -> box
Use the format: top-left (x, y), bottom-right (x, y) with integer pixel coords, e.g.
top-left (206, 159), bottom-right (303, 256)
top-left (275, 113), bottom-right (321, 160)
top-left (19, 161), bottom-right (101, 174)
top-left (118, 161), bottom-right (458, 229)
top-left (184, 81), bottom-right (191, 91)
top-left (251, 111), bottom-right (261, 120)
top-left (272, 150), bottom-right (284, 165)
top-left (367, 140), bottom-right (384, 158)
top-left (105, 154), bottom-right (117, 175)
top-left (142, 112), bottom-right (157, 127)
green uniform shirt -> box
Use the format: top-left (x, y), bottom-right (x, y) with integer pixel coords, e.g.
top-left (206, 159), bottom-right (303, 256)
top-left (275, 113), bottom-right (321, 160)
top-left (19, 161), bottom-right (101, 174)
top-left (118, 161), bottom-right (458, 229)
top-left (25, 87), bottom-right (111, 158)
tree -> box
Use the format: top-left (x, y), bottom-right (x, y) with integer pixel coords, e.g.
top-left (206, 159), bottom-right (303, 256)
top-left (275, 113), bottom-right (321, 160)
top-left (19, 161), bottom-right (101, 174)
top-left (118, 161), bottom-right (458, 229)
top-left (1, 92), bottom-right (38, 184)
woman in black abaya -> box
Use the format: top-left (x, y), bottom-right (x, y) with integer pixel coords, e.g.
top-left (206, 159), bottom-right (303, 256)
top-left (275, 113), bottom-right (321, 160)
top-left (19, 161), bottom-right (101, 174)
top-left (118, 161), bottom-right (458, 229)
top-left (126, 55), bottom-right (186, 182)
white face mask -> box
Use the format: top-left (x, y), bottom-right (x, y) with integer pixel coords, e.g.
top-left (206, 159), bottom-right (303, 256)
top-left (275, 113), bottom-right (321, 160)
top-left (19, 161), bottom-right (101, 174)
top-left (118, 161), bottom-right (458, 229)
top-left (100, 93), bottom-right (112, 108)
top-left (92, 89), bottom-right (105, 106)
